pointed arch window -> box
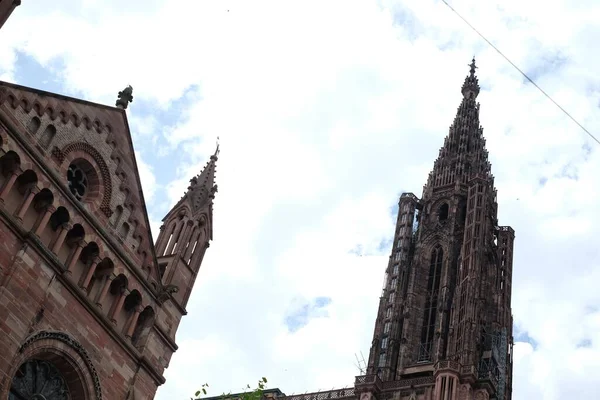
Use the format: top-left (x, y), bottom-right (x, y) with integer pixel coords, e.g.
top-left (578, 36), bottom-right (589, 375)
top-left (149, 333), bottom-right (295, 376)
top-left (418, 246), bottom-right (444, 361)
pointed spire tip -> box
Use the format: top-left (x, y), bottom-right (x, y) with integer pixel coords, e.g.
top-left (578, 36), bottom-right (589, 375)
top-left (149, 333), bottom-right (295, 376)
top-left (469, 56), bottom-right (477, 77)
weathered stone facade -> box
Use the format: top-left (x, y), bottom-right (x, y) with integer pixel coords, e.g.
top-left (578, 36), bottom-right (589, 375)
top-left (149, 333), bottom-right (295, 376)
top-left (0, 79), bottom-right (218, 399)
top-left (282, 60), bottom-right (515, 400)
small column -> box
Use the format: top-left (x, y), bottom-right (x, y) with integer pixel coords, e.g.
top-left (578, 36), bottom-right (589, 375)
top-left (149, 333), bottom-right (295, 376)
top-left (65, 240), bottom-right (85, 275)
top-left (0, 171), bottom-right (19, 204)
top-left (177, 222), bottom-right (193, 256)
top-left (81, 256), bottom-right (100, 289)
top-left (109, 287), bottom-right (127, 325)
top-left (51, 223), bottom-right (72, 254)
top-left (34, 205), bottom-right (56, 236)
top-left (15, 187), bottom-right (39, 221)
top-left (125, 305), bottom-right (143, 339)
top-left (182, 228), bottom-right (199, 262)
top-left (155, 223), bottom-right (172, 256)
top-left (95, 275), bottom-right (113, 308)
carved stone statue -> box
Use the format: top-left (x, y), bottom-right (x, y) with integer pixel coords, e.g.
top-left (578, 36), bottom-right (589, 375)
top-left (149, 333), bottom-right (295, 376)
top-left (115, 85), bottom-right (134, 109)
top-left (157, 284), bottom-right (179, 304)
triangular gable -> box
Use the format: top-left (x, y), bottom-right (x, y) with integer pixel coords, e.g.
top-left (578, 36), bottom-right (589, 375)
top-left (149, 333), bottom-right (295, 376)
top-left (0, 81), bottom-right (161, 284)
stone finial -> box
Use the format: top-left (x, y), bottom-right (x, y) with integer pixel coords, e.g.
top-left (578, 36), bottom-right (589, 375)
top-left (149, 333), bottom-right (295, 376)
top-left (468, 56), bottom-right (477, 76)
top-left (115, 85), bottom-right (134, 110)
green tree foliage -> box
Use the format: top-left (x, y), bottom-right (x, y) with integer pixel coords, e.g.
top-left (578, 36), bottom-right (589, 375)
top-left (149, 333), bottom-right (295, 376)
top-left (192, 378), bottom-right (268, 400)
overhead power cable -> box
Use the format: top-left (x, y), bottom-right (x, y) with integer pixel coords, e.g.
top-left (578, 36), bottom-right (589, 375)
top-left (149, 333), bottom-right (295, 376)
top-left (441, 0), bottom-right (600, 146)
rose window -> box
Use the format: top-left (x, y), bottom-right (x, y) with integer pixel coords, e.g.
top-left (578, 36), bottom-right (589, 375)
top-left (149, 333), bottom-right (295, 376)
top-left (67, 163), bottom-right (88, 201)
top-left (9, 359), bottom-right (69, 400)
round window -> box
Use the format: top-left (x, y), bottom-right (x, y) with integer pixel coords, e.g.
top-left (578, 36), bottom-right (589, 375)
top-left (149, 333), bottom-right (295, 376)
top-left (67, 163), bottom-right (88, 201)
top-left (9, 359), bottom-right (70, 400)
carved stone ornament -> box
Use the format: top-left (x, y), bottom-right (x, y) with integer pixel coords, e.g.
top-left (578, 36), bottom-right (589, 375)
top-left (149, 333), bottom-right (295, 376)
top-left (156, 283), bottom-right (179, 305)
top-left (360, 392), bottom-right (373, 400)
top-left (18, 330), bottom-right (103, 400)
top-left (458, 384), bottom-right (469, 400)
top-left (115, 85), bottom-right (134, 109)
top-left (474, 390), bottom-right (488, 400)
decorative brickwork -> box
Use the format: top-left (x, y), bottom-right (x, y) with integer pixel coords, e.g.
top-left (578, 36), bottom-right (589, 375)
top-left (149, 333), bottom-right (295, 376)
top-left (0, 78), bottom-right (218, 399)
top-left (52, 142), bottom-right (113, 217)
top-left (16, 330), bottom-right (103, 400)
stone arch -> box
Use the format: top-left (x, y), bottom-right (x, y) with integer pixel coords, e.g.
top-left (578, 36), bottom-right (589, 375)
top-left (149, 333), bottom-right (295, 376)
top-left (16, 169), bottom-right (38, 194)
top-left (33, 102), bottom-right (43, 116)
top-left (70, 113), bottom-right (80, 127)
top-left (65, 223), bottom-right (85, 246)
top-left (0, 150), bottom-right (21, 176)
top-left (80, 241), bottom-right (100, 265)
top-left (132, 306), bottom-right (155, 348)
top-left (111, 204), bottom-right (123, 226)
top-left (110, 273), bottom-right (128, 294)
top-left (26, 116), bottom-right (41, 134)
top-left (438, 203), bottom-right (449, 221)
top-left (124, 289), bottom-right (142, 312)
top-left (49, 206), bottom-right (70, 231)
top-left (87, 257), bottom-right (114, 295)
top-left (59, 110), bottom-right (68, 123)
top-left (3, 330), bottom-right (103, 400)
top-left (53, 142), bottom-right (112, 217)
top-left (44, 106), bottom-right (57, 120)
top-left (32, 188), bottom-right (55, 211)
top-left (119, 221), bottom-right (130, 239)
top-left (39, 124), bottom-right (57, 149)
top-left (19, 98), bottom-right (29, 111)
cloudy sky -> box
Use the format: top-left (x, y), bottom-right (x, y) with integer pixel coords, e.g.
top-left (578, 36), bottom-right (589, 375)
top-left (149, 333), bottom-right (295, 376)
top-left (2, 0), bottom-right (600, 398)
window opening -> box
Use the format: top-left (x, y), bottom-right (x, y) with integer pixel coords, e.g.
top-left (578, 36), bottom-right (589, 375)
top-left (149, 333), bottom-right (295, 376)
top-left (67, 163), bottom-right (88, 201)
top-left (418, 247), bottom-right (444, 361)
top-left (9, 359), bottom-right (69, 400)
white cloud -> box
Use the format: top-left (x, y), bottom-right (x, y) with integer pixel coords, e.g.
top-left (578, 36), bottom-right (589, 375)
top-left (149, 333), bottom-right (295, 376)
top-left (3, 0), bottom-right (600, 399)
top-left (133, 151), bottom-right (159, 203)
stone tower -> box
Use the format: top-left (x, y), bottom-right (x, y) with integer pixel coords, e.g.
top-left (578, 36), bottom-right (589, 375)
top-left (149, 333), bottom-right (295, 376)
top-left (355, 59), bottom-right (514, 400)
top-left (0, 79), bottom-right (217, 399)
top-left (154, 146), bottom-right (218, 313)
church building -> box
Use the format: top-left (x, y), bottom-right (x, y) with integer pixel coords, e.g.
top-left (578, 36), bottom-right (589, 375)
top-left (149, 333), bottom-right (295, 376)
top-left (0, 3), bottom-right (218, 399)
top-left (279, 60), bottom-right (515, 400)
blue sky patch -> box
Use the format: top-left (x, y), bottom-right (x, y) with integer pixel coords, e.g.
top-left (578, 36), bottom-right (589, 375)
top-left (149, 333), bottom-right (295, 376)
top-left (514, 327), bottom-right (538, 350)
top-left (284, 296), bottom-right (332, 333)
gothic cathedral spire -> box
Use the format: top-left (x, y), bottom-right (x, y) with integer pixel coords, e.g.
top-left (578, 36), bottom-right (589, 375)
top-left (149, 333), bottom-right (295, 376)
top-left (357, 59), bottom-right (514, 400)
top-left (154, 144), bottom-right (219, 310)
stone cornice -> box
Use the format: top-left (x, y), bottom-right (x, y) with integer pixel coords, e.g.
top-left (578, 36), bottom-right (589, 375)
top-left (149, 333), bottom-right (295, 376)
top-left (0, 206), bottom-right (166, 385)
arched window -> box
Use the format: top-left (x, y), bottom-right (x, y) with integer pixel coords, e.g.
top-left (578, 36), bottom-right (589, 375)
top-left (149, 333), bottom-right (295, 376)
top-left (438, 203), bottom-right (449, 221)
top-left (418, 246), bottom-right (444, 361)
top-left (26, 117), bottom-right (41, 135)
top-left (39, 124), bottom-right (56, 149)
top-left (9, 359), bottom-right (69, 400)
top-left (67, 163), bottom-right (88, 201)
top-left (66, 159), bottom-right (99, 203)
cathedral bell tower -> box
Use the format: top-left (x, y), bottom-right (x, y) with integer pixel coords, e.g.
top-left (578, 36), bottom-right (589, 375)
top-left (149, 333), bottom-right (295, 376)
top-left (154, 145), bottom-right (219, 316)
top-left (358, 59), bottom-right (514, 400)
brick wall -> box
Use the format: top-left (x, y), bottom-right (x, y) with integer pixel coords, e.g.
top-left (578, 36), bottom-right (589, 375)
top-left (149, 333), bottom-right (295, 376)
top-left (0, 84), bottom-right (185, 399)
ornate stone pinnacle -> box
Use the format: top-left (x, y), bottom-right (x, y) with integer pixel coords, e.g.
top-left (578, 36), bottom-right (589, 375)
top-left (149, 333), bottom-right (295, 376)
top-left (115, 85), bottom-right (134, 110)
top-left (469, 57), bottom-right (477, 76)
